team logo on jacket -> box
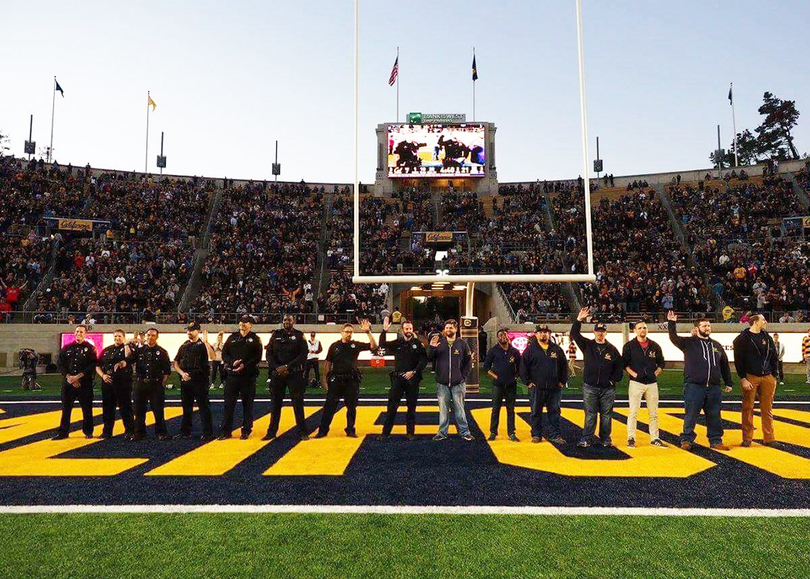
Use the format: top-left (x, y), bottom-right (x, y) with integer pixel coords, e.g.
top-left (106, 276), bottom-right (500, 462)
top-left (550, 352), bottom-right (557, 358)
top-left (604, 353), bottom-right (612, 360)
top-left (453, 349), bottom-right (459, 355)
top-left (509, 356), bottom-right (516, 363)
top-left (648, 351), bottom-right (656, 358)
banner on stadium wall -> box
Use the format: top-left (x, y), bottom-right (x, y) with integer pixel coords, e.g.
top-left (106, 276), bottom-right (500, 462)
top-left (57, 218), bottom-right (93, 232)
top-left (425, 231), bottom-right (454, 243)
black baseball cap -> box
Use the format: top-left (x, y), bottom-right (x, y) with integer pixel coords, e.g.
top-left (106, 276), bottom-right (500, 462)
top-left (187, 321), bottom-right (201, 331)
top-left (239, 314), bottom-right (255, 324)
top-left (593, 322), bottom-right (608, 332)
top-left (535, 323), bottom-right (551, 332)
top-left (497, 327), bottom-right (510, 335)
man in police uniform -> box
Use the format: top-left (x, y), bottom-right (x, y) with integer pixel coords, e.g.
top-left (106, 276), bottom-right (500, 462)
top-left (315, 320), bottom-right (378, 438)
top-left (220, 314), bottom-right (263, 440)
top-left (174, 322), bottom-right (216, 441)
top-left (54, 325), bottom-right (98, 439)
top-left (95, 329), bottom-right (136, 439)
top-left (131, 328), bottom-right (172, 441)
top-left (305, 332), bottom-right (323, 388)
top-left (264, 314), bottom-right (309, 441)
top-left (483, 328), bottom-right (521, 442)
top-left (379, 317), bottom-right (427, 441)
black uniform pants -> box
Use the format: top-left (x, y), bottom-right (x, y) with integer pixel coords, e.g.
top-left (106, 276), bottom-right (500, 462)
top-left (304, 359), bottom-right (320, 386)
top-left (180, 379), bottom-right (213, 435)
top-left (382, 374), bottom-right (420, 435)
top-left (490, 382), bottom-right (517, 436)
top-left (58, 383), bottom-right (94, 437)
top-left (210, 361), bottom-right (226, 386)
top-left (133, 379), bottom-right (167, 437)
top-left (319, 373), bottom-right (360, 435)
top-left (268, 372), bottom-right (307, 436)
top-left (101, 378), bottom-right (134, 435)
top-left (222, 373), bottom-right (257, 435)
top-left (777, 360), bottom-right (784, 381)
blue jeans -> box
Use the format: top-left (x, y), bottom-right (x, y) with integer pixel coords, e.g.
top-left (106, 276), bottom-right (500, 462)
top-left (582, 384), bottom-right (615, 442)
top-left (682, 382), bottom-right (723, 445)
top-left (529, 387), bottom-right (562, 438)
top-left (437, 383), bottom-right (471, 437)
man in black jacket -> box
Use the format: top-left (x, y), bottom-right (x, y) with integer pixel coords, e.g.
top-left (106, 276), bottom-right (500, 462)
top-left (519, 324), bottom-right (568, 444)
top-left (264, 314), bottom-right (309, 441)
top-left (96, 329), bottom-right (136, 439)
top-left (174, 323), bottom-right (216, 441)
top-left (667, 311), bottom-right (733, 451)
top-left (379, 317), bottom-right (427, 441)
top-left (428, 319), bottom-right (473, 441)
top-left (571, 308), bottom-right (624, 448)
top-left (621, 320), bottom-right (665, 447)
top-left (483, 328), bottom-right (521, 442)
top-left (733, 314), bottom-right (779, 447)
top-left (54, 325), bottom-right (98, 440)
top-left (220, 315), bottom-right (263, 440)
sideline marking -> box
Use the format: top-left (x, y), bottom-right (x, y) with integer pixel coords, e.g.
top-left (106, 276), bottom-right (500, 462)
top-left (1, 504), bottom-right (809, 517)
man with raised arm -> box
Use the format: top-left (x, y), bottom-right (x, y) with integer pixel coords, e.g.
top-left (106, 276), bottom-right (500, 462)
top-left (428, 319), bottom-right (474, 441)
top-left (379, 317), bottom-right (427, 441)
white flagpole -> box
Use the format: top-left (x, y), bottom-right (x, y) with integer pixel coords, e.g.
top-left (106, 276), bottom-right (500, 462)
top-left (145, 91), bottom-right (150, 173)
top-left (396, 46), bottom-right (399, 122)
top-left (48, 76), bottom-right (56, 162)
top-left (730, 83), bottom-right (739, 167)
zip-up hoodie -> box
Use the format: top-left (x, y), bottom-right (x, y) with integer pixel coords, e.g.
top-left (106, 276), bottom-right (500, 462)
top-left (621, 338), bottom-right (665, 385)
top-left (732, 328), bottom-right (778, 379)
top-left (570, 321), bottom-right (624, 388)
top-left (519, 338), bottom-right (568, 389)
top-left (668, 321), bottom-right (732, 387)
top-left (428, 336), bottom-right (472, 387)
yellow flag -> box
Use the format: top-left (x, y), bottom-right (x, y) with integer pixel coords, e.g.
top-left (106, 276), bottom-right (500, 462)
top-left (148, 95), bottom-right (157, 111)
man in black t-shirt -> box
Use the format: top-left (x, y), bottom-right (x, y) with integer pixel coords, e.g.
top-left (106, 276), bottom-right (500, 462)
top-left (315, 320), bottom-right (378, 438)
top-left (174, 322), bottom-right (216, 440)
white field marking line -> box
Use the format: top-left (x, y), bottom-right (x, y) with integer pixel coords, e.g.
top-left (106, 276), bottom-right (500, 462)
top-left (1, 505), bottom-right (809, 517)
top-left (2, 399), bottom-right (810, 405)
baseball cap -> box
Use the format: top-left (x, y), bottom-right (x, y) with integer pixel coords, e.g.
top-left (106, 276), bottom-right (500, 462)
top-left (239, 314), bottom-right (256, 324)
top-left (593, 322), bottom-right (608, 332)
top-left (497, 327), bottom-right (510, 335)
top-left (535, 323), bottom-right (550, 332)
top-left (187, 321), bottom-right (201, 331)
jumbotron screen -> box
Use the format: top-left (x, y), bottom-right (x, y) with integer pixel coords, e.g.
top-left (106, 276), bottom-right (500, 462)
top-left (387, 124), bottom-right (486, 178)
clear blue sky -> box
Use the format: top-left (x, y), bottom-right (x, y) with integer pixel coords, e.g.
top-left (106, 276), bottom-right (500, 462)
top-left (3, 0), bottom-right (808, 183)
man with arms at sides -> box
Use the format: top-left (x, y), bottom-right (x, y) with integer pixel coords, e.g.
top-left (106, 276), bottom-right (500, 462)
top-left (428, 319), bottom-right (474, 441)
top-left (264, 314), bottom-right (309, 441)
top-left (519, 323), bottom-right (568, 444)
top-left (54, 325), bottom-right (97, 440)
top-left (219, 315), bottom-right (263, 440)
top-left (622, 320), bottom-right (665, 448)
top-left (483, 328), bottom-right (521, 442)
top-left (379, 317), bottom-right (427, 441)
top-left (571, 308), bottom-right (624, 448)
top-left (305, 331), bottom-right (323, 389)
top-left (131, 328), bottom-right (172, 441)
top-left (667, 310), bottom-right (733, 451)
top-left (773, 333), bottom-right (784, 386)
top-left (316, 320), bottom-right (378, 438)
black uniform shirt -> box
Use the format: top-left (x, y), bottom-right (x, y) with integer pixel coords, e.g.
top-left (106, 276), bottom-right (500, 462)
top-left (222, 331), bottom-right (263, 377)
top-left (175, 339), bottom-right (210, 381)
top-left (58, 341), bottom-right (97, 388)
top-left (132, 344), bottom-right (171, 382)
top-left (99, 344), bottom-right (134, 379)
top-left (326, 340), bottom-right (372, 375)
top-left (266, 328), bottom-right (308, 373)
top-left (380, 331), bottom-right (428, 377)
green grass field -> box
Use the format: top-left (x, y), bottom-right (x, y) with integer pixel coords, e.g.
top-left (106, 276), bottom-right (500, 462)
top-left (2, 367), bottom-right (809, 399)
top-left (1, 513), bottom-right (808, 579)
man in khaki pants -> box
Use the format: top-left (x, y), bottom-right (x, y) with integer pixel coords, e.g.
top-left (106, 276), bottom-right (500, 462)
top-left (732, 314), bottom-right (779, 447)
top-left (621, 320), bottom-right (666, 447)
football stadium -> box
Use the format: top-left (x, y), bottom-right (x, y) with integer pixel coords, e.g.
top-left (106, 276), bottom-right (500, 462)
top-left (2, 1), bottom-right (810, 577)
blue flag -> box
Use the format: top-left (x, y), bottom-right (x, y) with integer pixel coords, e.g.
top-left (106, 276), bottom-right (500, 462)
top-left (727, 84), bottom-right (732, 105)
top-left (55, 78), bottom-right (64, 97)
top-left (472, 55), bottom-right (478, 81)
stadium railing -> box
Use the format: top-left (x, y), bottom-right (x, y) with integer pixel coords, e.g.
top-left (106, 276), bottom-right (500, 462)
top-left (0, 311), bottom-right (360, 325)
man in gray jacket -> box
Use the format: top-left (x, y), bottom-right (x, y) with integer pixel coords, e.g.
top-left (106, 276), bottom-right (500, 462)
top-left (428, 319), bottom-right (474, 441)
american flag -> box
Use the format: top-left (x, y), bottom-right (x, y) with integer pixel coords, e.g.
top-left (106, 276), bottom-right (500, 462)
top-left (388, 56), bottom-right (398, 86)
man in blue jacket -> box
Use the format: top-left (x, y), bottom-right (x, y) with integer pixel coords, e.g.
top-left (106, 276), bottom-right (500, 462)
top-left (428, 319), bottom-right (474, 441)
top-left (483, 328), bottom-right (521, 441)
top-left (519, 323), bottom-right (568, 444)
top-left (667, 310), bottom-right (733, 451)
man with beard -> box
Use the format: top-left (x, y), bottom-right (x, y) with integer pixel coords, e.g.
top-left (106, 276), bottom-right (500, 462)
top-left (483, 328), bottom-right (521, 442)
top-left (429, 319), bottom-right (474, 441)
top-left (668, 311), bottom-right (733, 451)
top-left (379, 317), bottom-right (427, 441)
top-left (733, 314), bottom-right (779, 447)
top-left (220, 315), bottom-right (263, 440)
top-left (264, 314), bottom-right (309, 441)
top-left (622, 320), bottom-right (665, 447)
top-left (96, 329), bottom-right (136, 439)
top-left (131, 328), bottom-right (172, 441)
top-left (520, 324), bottom-right (568, 444)
top-left (54, 325), bottom-right (98, 440)
top-left (174, 323), bottom-right (216, 441)
top-left (316, 320), bottom-right (378, 438)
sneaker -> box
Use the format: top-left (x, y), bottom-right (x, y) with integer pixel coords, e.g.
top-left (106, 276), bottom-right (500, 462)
top-left (627, 438), bottom-right (636, 448)
top-left (407, 434), bottom-right (417, 441)
top-left (299, 433), bottom-right (310, 441)
top-left (240, 431), bottom-right (251, 440)
top-left (650, 439), bottom-right (665, 448)
top-left (345, 431), bottom-right (358, 438)
top-left (173, 433), bottom-right (192, 440)
top-left (314, 431), bottom-right (328, 439)
top-left (509, 434), bottom-right (520, 442)
top-left (710, 443), bottom-right (730, 451)
top-left (763, 440), bottom-right (780, 448)
top-left (217, 433), bottom-right (232, 440)
top-left (740, 439), bottom-right (752, 448)
top-left (262, 432), bottom-right (276, 441)
top-left (99, 432), bottom-right (113, 440)
top-left (487, 433), bottom-right (497, 441)
top-left (85, 434), bottom-right (94, 439)
top-left (549, 436), bottom-right (566, 445)
top-left (166, 384), bottom-right (174, 390)
top-left (210, 383), bottom-right (216, 390)
top-left (432, 433), bottom-right (447, 441)
top-left (577, 439), bottom-right (590, 448)
top-left (531, 436), bottom-right (542, 443)
top-left (779, 381), bottom-right (784, 385)
top-left (200, 434), bottom-right (215, 442)
top-left (680, 441), bottom-right (692, 450)
top-left (461, 434), bottom-right (474, 441)
top-left (601, 439), bottom-right (613, 448)
top-left (52, 433), bottom-right (68, 440)
top-left (219, 384), bottom-right (224, 389)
